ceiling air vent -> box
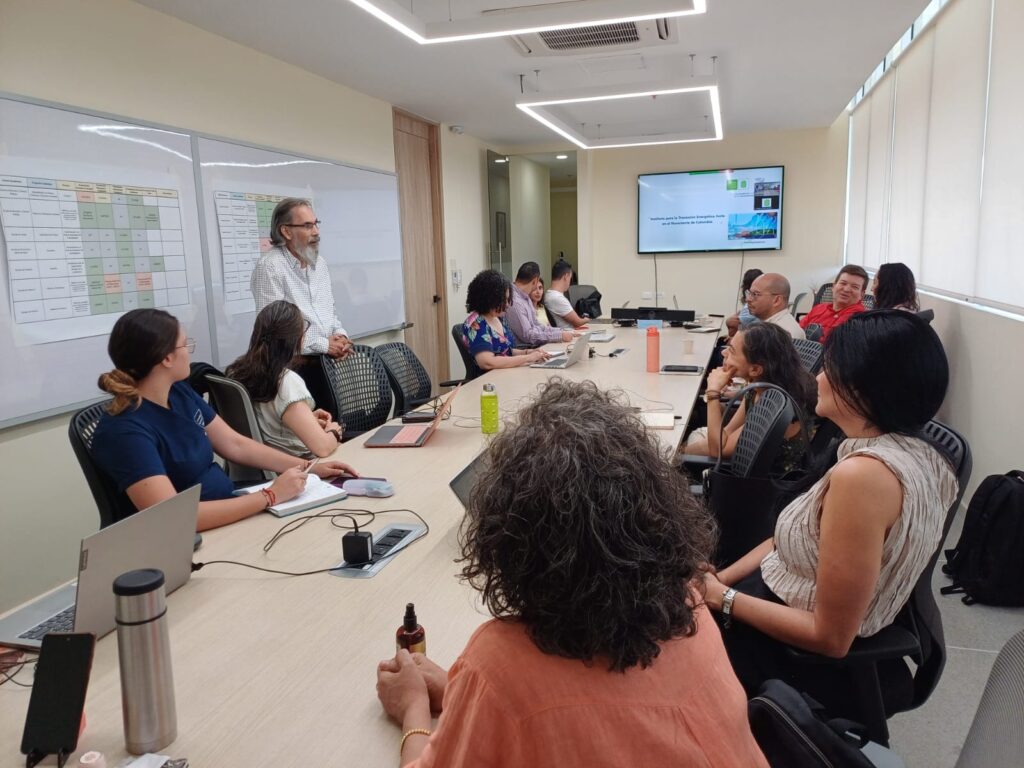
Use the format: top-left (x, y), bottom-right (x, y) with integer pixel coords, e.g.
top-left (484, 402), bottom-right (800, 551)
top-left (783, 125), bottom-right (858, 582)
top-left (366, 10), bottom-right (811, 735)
top-left (510, 18), bottom-right (675, 57)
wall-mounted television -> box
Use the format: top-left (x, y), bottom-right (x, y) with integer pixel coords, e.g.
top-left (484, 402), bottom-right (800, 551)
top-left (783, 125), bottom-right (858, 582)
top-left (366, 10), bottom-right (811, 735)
top-left (637, 166), bottom-right (784, 254)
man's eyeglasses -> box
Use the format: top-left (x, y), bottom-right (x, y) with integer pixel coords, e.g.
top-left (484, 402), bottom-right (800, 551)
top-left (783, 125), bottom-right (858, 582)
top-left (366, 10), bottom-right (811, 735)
top-left (745, 290), bottom-right (779, 299)
top-left (283, 219), bottom-right (322, 231)
top-left (177, 338), bottom-right (196, 354)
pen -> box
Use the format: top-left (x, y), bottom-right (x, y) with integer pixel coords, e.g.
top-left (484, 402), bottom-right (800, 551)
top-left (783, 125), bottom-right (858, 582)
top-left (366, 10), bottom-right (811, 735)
top-left (303, 457), bottom-right (320, 475)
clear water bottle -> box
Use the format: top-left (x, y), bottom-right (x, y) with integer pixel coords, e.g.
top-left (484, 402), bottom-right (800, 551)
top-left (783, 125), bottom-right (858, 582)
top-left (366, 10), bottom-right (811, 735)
top-left (114, 568), bottom-right (177, 754)
top-left (481, 383), bottom-right (499, 434)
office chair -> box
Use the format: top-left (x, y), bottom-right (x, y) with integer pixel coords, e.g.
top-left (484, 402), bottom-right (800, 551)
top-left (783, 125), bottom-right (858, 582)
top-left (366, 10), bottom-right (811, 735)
top-left (188, 361), bottom-right (222, 398)
top-left (451, 324), bottom-right (484, 381)
top-left (204, 374), bottom-right (274, 484)
top-left (68, 401), bottom-right (138, 528)
top-left (783, 420), bottom-right (973, 746)
top-left (916, 308), bottom-right (935, 324)
top-left (804, 323), bottom-right (824, 343)
top-left (863, 293), bottom-right (876, 309)
top-left (792, 338), bottom-right (824, 374)
top-left (375, 341), bottom-right (463, 418)
top-left (789, 291), bottom-right (808, 316)
top-left (814, 282), bottom-right (834, 306)
top-left (567, 284), bottom-right (601, 318)
top-left (321, 345), bottom-right (393, 440)
top-left (681, 385), bottom-right (797, 567)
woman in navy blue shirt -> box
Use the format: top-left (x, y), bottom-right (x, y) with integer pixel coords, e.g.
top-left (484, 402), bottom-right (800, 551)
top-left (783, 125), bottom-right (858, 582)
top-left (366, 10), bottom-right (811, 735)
top-left (92, 309), bottom-right (357, 531)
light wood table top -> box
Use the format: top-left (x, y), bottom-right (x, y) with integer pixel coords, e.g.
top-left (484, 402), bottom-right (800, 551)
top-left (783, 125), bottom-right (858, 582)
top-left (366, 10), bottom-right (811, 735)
top-left (0, 326), bottom-right (719, 767)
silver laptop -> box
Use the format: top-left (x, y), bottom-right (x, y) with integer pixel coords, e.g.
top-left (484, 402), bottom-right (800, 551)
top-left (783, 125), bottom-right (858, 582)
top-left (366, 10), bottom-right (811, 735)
top-left (0, 485), bottom-right (200, 650)
top-left (588, 331), bottom-right (616, 342)
top-left (530, 333), bottom-right (591, 369)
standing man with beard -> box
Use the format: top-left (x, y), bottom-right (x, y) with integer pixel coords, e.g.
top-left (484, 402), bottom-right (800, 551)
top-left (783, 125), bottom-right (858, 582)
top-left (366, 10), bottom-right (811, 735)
top-left (251, 198), bottom-right (352, 412)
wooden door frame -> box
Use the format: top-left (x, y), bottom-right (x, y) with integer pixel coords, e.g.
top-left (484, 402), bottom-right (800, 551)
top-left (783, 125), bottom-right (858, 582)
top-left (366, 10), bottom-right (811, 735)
top-left (393, 108), bottom-right (450, 381)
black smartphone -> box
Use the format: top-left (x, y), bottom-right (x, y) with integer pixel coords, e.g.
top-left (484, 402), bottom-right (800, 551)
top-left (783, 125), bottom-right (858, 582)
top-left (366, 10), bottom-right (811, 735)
top-left (21, 633), bottom-right (95, 766)
top-left (661, 365), bottom-right (703, 373)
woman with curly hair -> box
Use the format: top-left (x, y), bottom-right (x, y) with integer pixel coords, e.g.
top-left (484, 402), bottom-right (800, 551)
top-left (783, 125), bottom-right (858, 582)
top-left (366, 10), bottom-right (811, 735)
top-left (375, 379), bottom-right (767, 767)
top-left (460, 269), bottom-right (549, 370)
top-left (872, 262), bottom-right (920, 311)
top-left (226, 300), bottom-right (344, 458)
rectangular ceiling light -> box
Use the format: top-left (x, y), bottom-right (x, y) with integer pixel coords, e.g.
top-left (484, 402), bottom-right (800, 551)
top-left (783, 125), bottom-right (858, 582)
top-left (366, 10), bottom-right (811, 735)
top-left (346, 0), bottom-right (705, 45)
top-left (516, 82), bottom-right (723, 149)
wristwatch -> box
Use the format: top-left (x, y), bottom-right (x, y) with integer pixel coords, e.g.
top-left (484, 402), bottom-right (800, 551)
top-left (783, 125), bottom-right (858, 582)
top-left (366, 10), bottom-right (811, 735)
top-left (721, 587), bottom-right (738, 628)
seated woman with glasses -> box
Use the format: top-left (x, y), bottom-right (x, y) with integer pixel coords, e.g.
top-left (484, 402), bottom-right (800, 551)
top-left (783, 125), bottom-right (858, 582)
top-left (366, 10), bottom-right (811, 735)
top-left (92, 308), bottom-right (357, 531)
top-left (685, 322), bottom-right (817, 471)
top-left (460, 269), bottom-right (549, 370)
top-left (375, 379), bottom-right (767, 767)
top-left (700, 311), bottom-right (957, 711)
top-left (226, 300), bottom-right (345, 458)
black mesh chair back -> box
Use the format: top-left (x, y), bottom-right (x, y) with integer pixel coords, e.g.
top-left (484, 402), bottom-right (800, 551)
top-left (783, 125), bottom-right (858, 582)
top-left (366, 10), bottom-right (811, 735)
top-left (188, 361), bottom-right (222, 397)
top-left (916, 308), bottom-right (935, 324)
top-left (451, 324), bottom-right (483, 381)
top-left (814, 282), bottom-right (833, 306)
top-left (784, 419), bottom-right (972, 746)
top-left (729, 387), bottom-right (796, 479)
top-left (68, 401), bottom-right (137, 528)
top-left (321, 345), bottom-right (393, 440)
top-left (863, 293), bottom-right (876, 309)
top-left (204, 374), bottom-right (273, 484)
top-left (954, 628), bottom-right (1024, 768)
top-left (789, 291), bottom-right (808, 316)
top-left (792, 338), bottom-right (824, 374)
top-left (375, 341), bottom-right (433, 417)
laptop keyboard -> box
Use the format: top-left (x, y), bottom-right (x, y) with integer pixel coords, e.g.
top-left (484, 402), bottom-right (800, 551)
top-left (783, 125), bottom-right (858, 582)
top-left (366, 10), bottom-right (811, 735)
top-left (536, 358), bottom-right (567, 368)
top-left (18, 605), bottom-right (75, 641)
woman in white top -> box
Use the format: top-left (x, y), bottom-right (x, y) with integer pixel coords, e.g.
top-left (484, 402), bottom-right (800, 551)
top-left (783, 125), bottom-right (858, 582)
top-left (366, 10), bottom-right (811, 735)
top-left (227, 300), bottom-right (345, 458)
top-left (700, 310), bottom-right (957, 706)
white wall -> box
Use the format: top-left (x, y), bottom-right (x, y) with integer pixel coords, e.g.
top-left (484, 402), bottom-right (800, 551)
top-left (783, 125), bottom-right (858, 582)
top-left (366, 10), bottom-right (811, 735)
top-left (0, 0), bottom-right (490, 611)
top-left (580, 120), bottom-right (850, 316)
top-left (509, 156), bottom-right (553, 281)
top-left (550, 188), bottom-right (578, 270)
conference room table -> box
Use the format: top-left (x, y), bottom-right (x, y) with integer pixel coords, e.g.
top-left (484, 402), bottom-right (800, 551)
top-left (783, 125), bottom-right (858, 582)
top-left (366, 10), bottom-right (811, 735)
top-left (0, 325), bottom-right (720, 767)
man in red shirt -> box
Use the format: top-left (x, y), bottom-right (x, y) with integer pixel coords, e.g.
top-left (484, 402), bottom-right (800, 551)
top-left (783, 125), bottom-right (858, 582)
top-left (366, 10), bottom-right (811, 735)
top-left (800, 265), bottom-right (869, 343)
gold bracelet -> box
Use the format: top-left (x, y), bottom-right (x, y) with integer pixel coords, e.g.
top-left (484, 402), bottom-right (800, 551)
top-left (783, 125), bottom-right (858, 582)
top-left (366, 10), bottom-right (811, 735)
top-left (400, 728), bottom-right (432, 754)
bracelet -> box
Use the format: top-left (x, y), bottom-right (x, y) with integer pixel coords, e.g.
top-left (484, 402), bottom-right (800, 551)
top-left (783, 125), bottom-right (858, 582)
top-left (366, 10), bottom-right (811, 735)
top-left (400, 728), bottom-right (431, 754)
top-left (259, 488), bottom-right (276, 509)
top-left (721, 587), bottom-right (738, 628)
top-left (704, 390), bottom-right (722, 403)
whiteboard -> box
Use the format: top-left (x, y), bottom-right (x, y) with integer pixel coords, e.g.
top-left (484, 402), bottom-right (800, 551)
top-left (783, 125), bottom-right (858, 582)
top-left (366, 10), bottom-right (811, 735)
top-left (195, 137), bottom-right (405, 367)
top-left (0, 97), bottom-right (212, 427)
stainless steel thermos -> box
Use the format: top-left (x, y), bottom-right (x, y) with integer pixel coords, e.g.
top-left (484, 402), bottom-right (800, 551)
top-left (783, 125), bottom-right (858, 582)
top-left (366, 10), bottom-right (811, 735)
top-left (113, 568), bottom-right (177, 754)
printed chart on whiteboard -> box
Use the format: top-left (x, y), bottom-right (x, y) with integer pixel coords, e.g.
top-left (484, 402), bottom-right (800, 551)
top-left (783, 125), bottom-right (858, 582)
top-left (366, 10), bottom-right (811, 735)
top-left (0, 174), bottom-right (189, 344)
top-left (213, 190), bottom-right (290, 315)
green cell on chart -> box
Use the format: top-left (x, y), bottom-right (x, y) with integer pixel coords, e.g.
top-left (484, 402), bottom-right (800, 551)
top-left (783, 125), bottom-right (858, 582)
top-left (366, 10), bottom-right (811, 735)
top-left (128, 206), bottom-right (145, 228)
top-left (144, 206), bottom-right (161, 229)
top-left (78, 204), bottom-right (97, 228)
top-left (138, 291), bottom-right (155, 308)
top-left (95, 204), bottom-right (114, 228)
top-left (90, 295), bottom-right (109, 313)
top-left (107, 294), bottom-right (124, 313)
top-left (87, 276), bottom-right (105, 295)
top-left (117, 242), bottom-right (133, 258)
top-left (85, 259), bottom-right (104, 277)
top-left (127, 195), bottom-right (144, 206)
top-left (119, 257), bottom-right (135, 274)
top-left (149, 257), bottom-right (165, 272)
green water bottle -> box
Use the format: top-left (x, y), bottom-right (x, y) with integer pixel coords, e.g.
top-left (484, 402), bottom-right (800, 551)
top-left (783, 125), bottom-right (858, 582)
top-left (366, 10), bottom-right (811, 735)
top-left (481, 383), bottom-right (499, 434)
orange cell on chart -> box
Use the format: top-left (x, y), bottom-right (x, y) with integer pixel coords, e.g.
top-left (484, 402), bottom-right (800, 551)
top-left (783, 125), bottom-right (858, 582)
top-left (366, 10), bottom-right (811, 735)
top-left (104, 276), bottom-right (122, 293)
top-left (136, 273), bottom-right (153, 290)
top-left (77, 191), bottom-right (96, 203)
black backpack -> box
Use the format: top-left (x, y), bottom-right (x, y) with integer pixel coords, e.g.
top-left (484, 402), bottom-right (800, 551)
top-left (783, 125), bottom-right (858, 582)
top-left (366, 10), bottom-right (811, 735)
top-left (574, 289), bottom-right (602, 320)
top-left (749, 680), bottom-right (875, 768)
top-left (941, 470), bottom-right (1024, 606)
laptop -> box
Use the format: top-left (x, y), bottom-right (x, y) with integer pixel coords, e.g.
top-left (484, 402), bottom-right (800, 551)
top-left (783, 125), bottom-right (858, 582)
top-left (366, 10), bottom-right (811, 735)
top-left (449, 458), bottom-right (482, 509)
top-left (364, 384), bottom-right (461, 448)
top-left (530, 333), bottom-right (591, 369)
top-left (0, 485), bottom-right (200, 651)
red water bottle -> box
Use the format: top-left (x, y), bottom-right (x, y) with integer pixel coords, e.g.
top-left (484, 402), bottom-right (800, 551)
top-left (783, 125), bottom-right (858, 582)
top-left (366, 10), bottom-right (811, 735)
top-left (646, 326), bottom-right (660, 372)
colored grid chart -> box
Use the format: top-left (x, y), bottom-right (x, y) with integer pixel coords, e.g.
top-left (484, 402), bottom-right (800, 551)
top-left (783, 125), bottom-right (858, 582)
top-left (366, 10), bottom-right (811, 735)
top-left (214, 190), bottom-right (286, 312)
top-left (0, 174), bottom-right (188, 325)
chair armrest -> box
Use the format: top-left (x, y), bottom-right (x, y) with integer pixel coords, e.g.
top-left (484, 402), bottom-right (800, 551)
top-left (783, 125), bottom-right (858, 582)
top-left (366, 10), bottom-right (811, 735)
top-left (784, 625), bottom-right (921, 666)
top-left (678, 454), bottom-right (718, 469)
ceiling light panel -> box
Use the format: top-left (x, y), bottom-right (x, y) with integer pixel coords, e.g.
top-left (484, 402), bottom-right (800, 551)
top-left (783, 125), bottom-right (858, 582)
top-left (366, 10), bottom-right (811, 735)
top-left (345, 0), bottom-right (704, 44)
top-left (517, 82), bottom-right (722, 149)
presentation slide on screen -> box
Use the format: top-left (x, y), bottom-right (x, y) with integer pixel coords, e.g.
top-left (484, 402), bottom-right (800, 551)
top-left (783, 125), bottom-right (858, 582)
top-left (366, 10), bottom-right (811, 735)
top-left (638, 167), bottom-right (783, 253)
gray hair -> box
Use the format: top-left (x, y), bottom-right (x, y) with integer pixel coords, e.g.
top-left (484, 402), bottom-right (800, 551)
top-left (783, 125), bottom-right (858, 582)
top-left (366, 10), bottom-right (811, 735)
top-left (269, 198), bottom-right (313, 246)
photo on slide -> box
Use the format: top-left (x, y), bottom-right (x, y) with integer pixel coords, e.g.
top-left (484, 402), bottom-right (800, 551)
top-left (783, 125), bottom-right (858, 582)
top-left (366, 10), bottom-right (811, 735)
top-left (728, 212), bottom-right (778, 240)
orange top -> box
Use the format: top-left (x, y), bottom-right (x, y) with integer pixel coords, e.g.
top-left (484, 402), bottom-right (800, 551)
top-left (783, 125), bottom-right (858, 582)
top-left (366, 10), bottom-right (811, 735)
top-left (411, 604), bottom-right (768, 768)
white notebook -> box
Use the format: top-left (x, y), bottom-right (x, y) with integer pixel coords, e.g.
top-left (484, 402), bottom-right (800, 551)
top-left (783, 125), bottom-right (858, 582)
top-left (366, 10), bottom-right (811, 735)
top-left (639, 412), bottom-right (676, 429)
top-left (236, 474), bottom-right (347, 517)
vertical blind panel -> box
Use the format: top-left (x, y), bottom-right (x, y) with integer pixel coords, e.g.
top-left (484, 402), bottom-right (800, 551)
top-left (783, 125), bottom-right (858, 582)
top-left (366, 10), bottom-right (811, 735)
top-left (846, 94), bottom-right (873, 267)
top-left (919, 0), bottom-right (990, 293)
top-left (887, 29), bottom-right (935, 278)
top-left (975, 0), bottom-right (1024, 306)
top-left (863, 75), bottom-right (895, 269)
